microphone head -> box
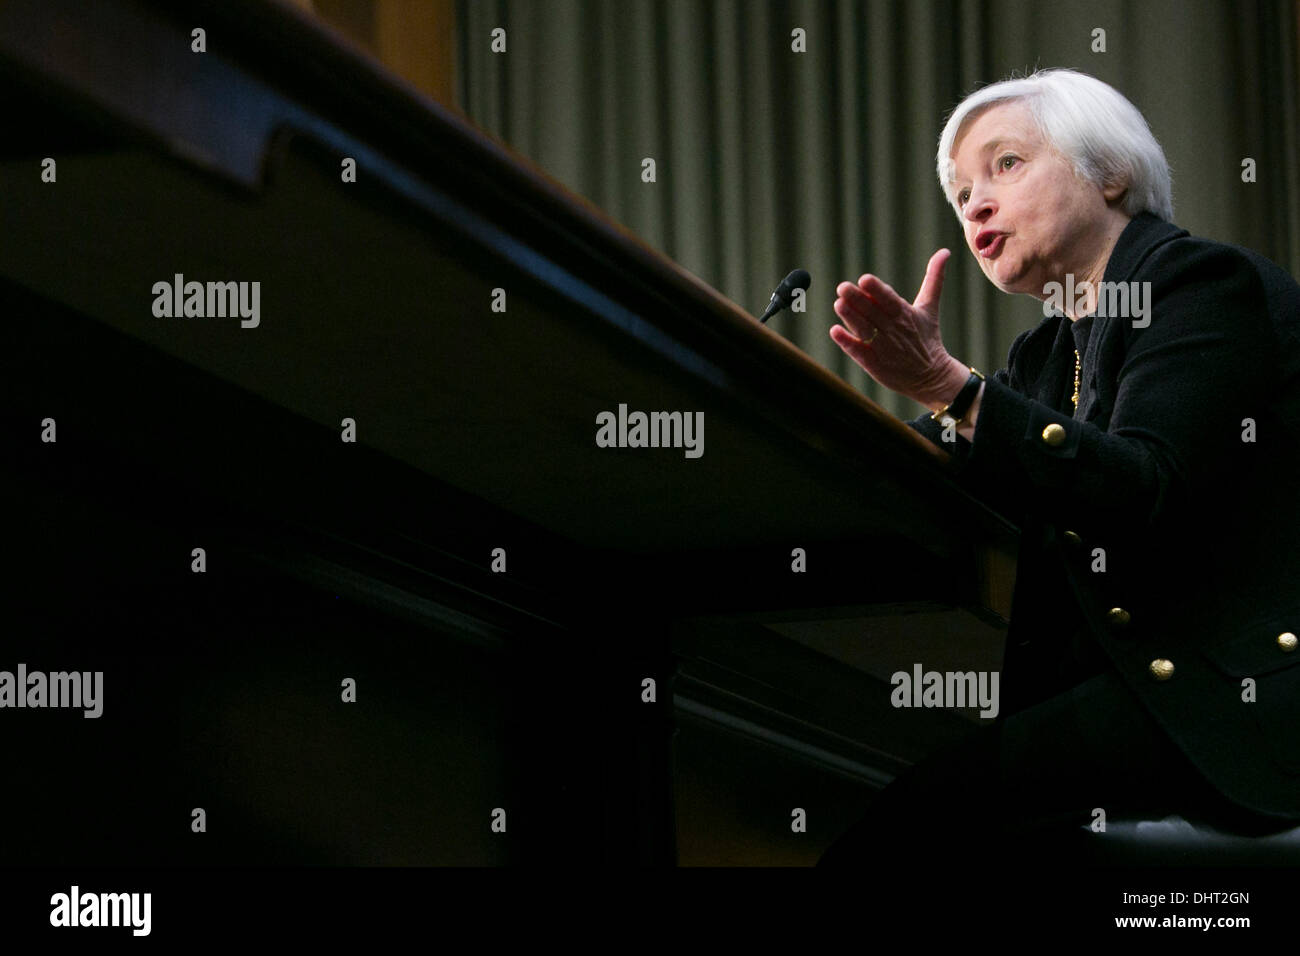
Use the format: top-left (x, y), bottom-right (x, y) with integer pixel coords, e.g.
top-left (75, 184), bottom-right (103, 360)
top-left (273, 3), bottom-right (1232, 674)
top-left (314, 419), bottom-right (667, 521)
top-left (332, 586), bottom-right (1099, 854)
top-left (759, 269), bottom-right (811, 323)
top-left (774, 269), bottom-right (811, 306)
top-left (783, 269), bottom-right (812, 294)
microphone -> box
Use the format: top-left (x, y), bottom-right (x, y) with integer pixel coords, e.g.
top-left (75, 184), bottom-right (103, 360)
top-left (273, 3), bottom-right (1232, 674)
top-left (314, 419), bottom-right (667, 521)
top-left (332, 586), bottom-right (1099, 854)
top-left (759, 269), bottom-right (811, 324)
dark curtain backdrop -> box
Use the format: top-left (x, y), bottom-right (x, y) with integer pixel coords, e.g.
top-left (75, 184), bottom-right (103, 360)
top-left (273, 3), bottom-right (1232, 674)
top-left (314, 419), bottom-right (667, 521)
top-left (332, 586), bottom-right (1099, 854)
top-left (455, 0), bottom-right (1300, 421)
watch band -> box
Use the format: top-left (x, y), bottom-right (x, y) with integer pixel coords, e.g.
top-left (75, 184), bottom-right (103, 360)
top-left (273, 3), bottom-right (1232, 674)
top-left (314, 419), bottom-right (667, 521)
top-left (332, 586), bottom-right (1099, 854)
top-left (930, 366), bottom-right (985, 426)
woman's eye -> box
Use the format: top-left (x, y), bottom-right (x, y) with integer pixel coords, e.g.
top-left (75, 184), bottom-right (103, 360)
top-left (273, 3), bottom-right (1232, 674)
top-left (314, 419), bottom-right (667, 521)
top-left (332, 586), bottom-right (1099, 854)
top-left (958, 189), bottom-right (970, 205)
top-left (999, 155), bottom-right (1018, 170)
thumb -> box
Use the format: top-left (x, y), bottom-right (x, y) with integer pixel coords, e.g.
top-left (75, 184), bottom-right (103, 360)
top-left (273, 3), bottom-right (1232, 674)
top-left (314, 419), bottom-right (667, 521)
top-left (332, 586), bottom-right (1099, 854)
top-left (914, 248), bottom-right (951, 315)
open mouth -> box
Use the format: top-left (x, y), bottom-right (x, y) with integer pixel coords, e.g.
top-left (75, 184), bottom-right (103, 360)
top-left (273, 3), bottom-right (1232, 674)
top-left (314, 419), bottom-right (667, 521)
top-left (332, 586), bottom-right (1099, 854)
top-left (977, 232), bottom-right (1006, 258)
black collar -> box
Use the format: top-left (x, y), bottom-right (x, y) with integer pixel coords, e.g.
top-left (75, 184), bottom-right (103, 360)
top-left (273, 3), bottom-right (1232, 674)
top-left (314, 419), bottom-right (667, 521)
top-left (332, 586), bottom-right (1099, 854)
top-left (1102, 212), bottom-right (1187, 284)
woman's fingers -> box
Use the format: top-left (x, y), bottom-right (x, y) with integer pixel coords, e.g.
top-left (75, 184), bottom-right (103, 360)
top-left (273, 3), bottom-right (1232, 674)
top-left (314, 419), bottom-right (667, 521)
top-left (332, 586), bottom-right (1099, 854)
top-left (836, 280), bottom-right (896, 322)
top-left (914, 248), bottom-right (950, 315)
top-left (829, 324), bottom-right (875, 368)
top-left (835, 280), bottom-right (884, 314)
top-left (856, 275), bottom-right (905, 318)
top-left (833, 254), bottom-right (952, 392)
top-left (833, 286), bottom-right (883, 341)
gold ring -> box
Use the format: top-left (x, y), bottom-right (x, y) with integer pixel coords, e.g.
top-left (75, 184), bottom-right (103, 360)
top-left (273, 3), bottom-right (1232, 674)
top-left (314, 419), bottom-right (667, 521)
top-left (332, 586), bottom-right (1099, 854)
top-left (863, 327), bottom-right (880, 345)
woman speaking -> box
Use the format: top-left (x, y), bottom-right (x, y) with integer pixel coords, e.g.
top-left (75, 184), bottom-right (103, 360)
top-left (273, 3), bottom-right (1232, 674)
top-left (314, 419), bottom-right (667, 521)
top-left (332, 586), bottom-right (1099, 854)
top-left (820, 68), bottom-right (1300, 866)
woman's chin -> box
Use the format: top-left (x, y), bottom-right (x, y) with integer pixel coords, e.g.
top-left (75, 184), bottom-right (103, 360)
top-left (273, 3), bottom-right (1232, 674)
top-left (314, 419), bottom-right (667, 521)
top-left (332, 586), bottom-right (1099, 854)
top-left (983, 264), bottom-right (1036, 296)
top-left (983, 268), bottom-right (1022, 294)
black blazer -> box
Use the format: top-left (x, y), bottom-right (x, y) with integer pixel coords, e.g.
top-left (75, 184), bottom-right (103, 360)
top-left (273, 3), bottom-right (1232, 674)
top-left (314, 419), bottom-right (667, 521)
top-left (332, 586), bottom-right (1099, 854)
top-left (908, 212), bottom-right (1300, 825)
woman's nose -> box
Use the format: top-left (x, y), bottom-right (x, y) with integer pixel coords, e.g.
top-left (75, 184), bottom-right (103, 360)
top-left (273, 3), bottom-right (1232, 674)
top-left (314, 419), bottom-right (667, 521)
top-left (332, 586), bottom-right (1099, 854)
top-left (963, 187), bottom-right (995, 223)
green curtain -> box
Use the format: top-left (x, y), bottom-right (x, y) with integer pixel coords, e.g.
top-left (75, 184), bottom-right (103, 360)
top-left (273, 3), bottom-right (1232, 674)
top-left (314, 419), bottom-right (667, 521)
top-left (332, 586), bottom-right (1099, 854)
top-left (456, 0), bottom-right (1300, 422)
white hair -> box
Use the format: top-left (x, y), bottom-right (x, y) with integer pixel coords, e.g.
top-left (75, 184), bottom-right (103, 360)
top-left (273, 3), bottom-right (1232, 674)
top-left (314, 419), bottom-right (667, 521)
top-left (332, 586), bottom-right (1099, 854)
top-left (936, 68), bottom-right (1173, 222)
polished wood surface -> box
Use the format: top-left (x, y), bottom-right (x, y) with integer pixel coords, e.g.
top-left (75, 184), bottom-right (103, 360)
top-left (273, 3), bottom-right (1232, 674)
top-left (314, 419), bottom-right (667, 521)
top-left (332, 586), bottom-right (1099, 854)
top-left (0, 0), bottom-right (1017, 867)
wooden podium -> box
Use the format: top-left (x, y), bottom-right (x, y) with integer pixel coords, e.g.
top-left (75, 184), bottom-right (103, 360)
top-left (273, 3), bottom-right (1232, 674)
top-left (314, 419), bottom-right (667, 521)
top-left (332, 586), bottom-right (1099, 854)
top-left (0, 0), bottom-right (1017, 866)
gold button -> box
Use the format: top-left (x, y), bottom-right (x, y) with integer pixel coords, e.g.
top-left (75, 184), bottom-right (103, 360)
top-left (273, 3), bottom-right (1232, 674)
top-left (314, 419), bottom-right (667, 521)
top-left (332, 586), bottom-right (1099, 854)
top-left (1279, 632), bottom-right (1298, 652)
top-left (1107, 607), bottom-right (1131, 627)
top-left (1063, 530), bottom-right (1082, 547)
top-left (1041, 423), bottom-right (1066, 446)
top-left (1149, 659), bottom-right (1175, 681)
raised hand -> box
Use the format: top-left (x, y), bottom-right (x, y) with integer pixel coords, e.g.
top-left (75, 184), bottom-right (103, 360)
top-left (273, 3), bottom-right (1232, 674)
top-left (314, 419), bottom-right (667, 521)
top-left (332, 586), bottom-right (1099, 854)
top-left (830, 248), bottom-right (960, 406)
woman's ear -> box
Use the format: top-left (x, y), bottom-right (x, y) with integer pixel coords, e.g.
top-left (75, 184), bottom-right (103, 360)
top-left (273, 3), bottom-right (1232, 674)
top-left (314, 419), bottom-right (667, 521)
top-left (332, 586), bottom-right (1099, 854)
top-left (1102, 178), bottom-right (1127, 204)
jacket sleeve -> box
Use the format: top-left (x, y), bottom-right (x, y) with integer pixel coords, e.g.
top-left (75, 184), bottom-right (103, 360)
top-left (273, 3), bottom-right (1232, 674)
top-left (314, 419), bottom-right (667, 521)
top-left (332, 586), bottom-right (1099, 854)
top-left (906, 330), bottom-right (1034, 524)
top-left (907, 242), bottom-right (1274, 538)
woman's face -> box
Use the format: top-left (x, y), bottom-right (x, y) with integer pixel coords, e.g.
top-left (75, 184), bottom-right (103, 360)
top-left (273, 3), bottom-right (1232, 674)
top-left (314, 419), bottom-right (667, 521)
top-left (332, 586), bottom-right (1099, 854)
top-left (948, 101), bottom-right (1122, 299)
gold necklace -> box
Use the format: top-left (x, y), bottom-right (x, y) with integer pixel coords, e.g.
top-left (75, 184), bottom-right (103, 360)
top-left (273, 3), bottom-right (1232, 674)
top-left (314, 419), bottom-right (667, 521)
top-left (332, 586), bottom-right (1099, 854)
top-left (1072, 349), bottom-right (1081, 409)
